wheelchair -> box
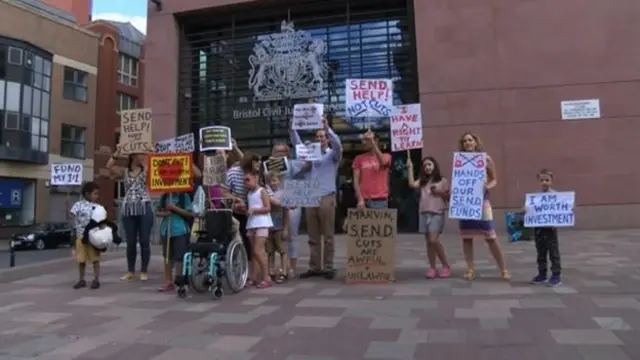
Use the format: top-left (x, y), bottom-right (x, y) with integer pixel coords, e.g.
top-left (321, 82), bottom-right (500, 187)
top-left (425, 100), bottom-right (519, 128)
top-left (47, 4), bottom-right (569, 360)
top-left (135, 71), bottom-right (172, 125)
top-left (176, 208), bottom-right (249, 299)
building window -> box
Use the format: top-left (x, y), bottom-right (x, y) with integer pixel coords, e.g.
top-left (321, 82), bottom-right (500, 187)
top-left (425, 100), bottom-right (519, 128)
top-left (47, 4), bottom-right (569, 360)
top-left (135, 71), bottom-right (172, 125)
top-left (118, 54), bottom-right (138, 87)
top-left (63, 67), bottom-right (88, 102)
top-left (0, 178), bottom-right (36, 226)
top-left (60, 124), bottom-right (85, 159)
top-left (0, 40), bottom-right (51, 156)
top-left (116, 92), bottom-right (137, 113)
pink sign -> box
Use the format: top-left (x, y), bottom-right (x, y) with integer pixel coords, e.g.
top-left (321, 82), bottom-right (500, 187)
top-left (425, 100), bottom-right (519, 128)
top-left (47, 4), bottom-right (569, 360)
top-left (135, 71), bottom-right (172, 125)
top-left (390, 104), bottom-right (423, 152)
top-left (345, 79), bottom-right (394, 117)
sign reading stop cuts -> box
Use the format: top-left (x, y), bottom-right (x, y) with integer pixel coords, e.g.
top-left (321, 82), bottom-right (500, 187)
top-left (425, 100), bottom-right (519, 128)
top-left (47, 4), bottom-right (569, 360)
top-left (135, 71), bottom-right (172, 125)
top-left (147, 153), bottom-right (193, 193)
top-left (119, 108), bottom-right (153, 154)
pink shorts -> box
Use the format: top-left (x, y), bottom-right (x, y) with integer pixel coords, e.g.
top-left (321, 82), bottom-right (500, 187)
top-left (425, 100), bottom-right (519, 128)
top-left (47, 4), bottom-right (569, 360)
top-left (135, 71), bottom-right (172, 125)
top-left (247, 228), bottom-right (269, 238)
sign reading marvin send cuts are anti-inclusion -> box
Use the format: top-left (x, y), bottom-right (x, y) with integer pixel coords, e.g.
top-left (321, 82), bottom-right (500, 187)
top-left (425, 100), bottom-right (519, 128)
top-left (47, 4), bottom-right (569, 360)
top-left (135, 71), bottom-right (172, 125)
top-left (524, 191), bottom-right (575, 228)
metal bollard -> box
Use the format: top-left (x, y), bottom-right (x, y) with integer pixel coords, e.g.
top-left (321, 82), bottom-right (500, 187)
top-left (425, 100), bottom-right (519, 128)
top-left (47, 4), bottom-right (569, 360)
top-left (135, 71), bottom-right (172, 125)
top-left (9, 242), bottom-right (15, 268)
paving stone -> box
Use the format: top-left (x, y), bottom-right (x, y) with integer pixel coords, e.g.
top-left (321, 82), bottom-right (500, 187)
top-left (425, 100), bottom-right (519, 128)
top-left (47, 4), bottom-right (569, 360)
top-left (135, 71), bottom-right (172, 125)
top-left (550, 329), bottom-right (624, 345)
top-left (369, 317), bottom-right (418, 329)
top-left (426, 329), bottom-right (466, 344)
top-left (68, 297), bottom-right (117, 307)
top-left (208, 335), bottom-right (261, 351)
top-left (576, 345), bottom-right (632, 360)
top-left (364, 341), bottom-right (415, 359)
top-left (286, 316), bottom-right (340, 328)
top-left (592, 317), bottom-right (632, 331)
top-left (519, 298), bottom-right (565, 308)
top-left (478, 317), bottom-right (510, 330)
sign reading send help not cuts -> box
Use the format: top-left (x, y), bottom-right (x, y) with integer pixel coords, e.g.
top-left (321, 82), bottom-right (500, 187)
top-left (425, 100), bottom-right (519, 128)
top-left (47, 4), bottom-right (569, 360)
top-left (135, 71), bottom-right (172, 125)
top-left (120, 108), bottom-right (153, 154)
top-left (345, 79), bottom-right (394, 118)
top-left (390, 104), bottom-right (422, 152)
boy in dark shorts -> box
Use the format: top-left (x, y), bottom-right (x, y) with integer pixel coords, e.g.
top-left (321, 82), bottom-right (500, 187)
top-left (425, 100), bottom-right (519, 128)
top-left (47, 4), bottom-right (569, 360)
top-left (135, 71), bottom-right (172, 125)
top-left (528, 169), bottom-right (562, 287)
top-left (156, 192), bottom-right (193, 291)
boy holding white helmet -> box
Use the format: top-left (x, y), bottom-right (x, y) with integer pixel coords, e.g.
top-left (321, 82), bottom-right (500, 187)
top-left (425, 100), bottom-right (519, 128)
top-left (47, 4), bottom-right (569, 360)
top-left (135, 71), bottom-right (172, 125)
top-left (70, 182), bottom-right (102, 289)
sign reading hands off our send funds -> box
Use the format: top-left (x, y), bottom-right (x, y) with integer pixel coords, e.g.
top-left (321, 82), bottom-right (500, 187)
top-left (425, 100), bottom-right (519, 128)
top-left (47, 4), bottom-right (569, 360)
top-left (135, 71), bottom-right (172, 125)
top-left (147, 153), bottom-right (193, 192)
top-left (119, 109), bottom-right (153, 154)
top-left (345, 209), bottom-right (396, 284)
top-left (524, 192), bottom-right (575, 227)
top-left (280, 180), bottom-right (323, 207)
top-left (448, 152), bottom-right (487, 220)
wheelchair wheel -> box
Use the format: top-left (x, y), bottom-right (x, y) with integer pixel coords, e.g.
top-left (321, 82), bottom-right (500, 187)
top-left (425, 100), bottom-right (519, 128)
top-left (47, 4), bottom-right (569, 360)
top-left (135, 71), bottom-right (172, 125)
top-left (222, 239), bottom-right (249, 293)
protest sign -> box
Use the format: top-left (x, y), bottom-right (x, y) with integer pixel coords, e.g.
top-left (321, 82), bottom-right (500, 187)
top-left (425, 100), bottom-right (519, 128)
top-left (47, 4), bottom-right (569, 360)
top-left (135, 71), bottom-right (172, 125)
top-left (51, 164), bottom-right (83, 186)
top-left (390, 104), bottom-right (422, 151)
top-left (200, 126), bottom-right (231, 151)
top-left (147, 153), bottom-right (193, 192)
top-left (155, 133), bottom-right (195, 153)
top-left (295, 143), bottom-right (321, 161)
top-left (202, 154), bottom-right (227, 186)
top-left (281, 180), bottom-right (322, 207)
top-left (345, 79), bottom-right (394, 118)
top-left (524, 192), bottom-right (575, 227)
top-left (263, 157), bottom-right (289, 175)
top-left (448, 152), bottom-right (487, 220)
top-left (345, 208), bottom-right (396, 284)
top-left (120, 108), bottom-right (153, 154)
top-left (292, 103), bottom-right (323, 130)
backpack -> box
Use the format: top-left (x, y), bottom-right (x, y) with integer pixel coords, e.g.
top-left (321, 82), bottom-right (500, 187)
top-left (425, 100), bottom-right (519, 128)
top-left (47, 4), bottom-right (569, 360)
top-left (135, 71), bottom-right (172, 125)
top-left (159, 193), bottom-right (194, 230)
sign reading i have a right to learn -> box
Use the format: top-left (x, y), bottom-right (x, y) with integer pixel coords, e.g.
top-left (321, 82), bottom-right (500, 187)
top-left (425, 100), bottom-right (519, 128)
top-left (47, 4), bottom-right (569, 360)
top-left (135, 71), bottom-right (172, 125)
top-left (448, 152), bottom-right (487, 220)
top-left (524, 192), bottom-right (575, 227)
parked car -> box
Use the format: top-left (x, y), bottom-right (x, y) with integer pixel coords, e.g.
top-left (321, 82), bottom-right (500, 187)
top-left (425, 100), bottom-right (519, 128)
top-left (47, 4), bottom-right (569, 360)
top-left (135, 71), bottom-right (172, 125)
top-left (10, 223), bottom-right (73, 250)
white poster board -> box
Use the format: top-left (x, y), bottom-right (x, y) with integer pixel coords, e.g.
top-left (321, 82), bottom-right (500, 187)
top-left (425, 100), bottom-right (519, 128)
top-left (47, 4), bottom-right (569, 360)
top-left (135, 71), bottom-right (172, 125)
top-left (154, 133), bottom-right (195, 153)
top-left (390, 104), bottom-right (423, 151)
top-left (281, 180), bottom-right (323, 207)
top-left (345, 79), bottom-right (394, 118)
top-left (292, 103), bottom-right (323, 130)
top-left (51, 164), bottom-right (83, 186)
top-left (448, 152), bottom-right (487, 220)
top-left (524, 192), bottom-right (575, 227)
top-left (561, 99), bottom-right (600, 120)
top-left (295, 143), bottom-right (322, 161)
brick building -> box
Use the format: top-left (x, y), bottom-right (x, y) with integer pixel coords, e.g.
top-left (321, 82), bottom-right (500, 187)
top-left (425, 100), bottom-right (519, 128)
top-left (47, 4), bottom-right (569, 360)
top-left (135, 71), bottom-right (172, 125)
top-left (0, 0), bottom-right (98, 235)
top-left (145, 0), bottom-right (640, 231)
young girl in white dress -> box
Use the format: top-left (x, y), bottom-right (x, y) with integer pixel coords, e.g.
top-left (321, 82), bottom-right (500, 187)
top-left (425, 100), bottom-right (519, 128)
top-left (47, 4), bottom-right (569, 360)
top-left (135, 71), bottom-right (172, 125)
top-left (244, 169), bottom-right (273, 288)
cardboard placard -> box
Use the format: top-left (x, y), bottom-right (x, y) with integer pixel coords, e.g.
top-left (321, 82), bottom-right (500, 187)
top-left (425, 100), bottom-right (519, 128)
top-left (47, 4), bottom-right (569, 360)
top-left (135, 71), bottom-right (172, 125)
top-left (202, 154), bottom-right (227, 186)
top-left (292, 103), bottom-right (324, 130)
top-left (50, 163), bottom-right (83, 186)
top-left (119, 108), bottom-right (153, 154)
top-left (448, 152), bottom-right (487, 220)
top-left (345, 79), bottom-right (394, 117)
top-left (263, 157), bottom-right (289, 175)
top-left (296, 143), bottom-right (322, 161)
top-left (390, 104), bottom-right (423, 151)
top-left (200, 126), bottom-right (232, 151)
top-left (155, 133), bottom-right (195, 153)
top-left (280, 179), bottom-right (322, 207)
top-left (147, 153), bottom-right (193, 192)
top-left (345, 208), bottom-right (396, 284)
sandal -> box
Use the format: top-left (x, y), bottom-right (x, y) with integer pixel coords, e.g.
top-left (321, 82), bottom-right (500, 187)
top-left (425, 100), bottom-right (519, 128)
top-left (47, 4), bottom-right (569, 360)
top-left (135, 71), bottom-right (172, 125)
top-left (244, 280), bottom-right (255, 288)
top-left (256, 280), bottom-right (272, 289)
top-left (274, 274), bottom-right (287, 284)
top-left (463, 269), bottom-right (476, 281)
top-left (157, 283), bottom-right (175, 292)
top-left (501, 270), bottom-right (511, 281)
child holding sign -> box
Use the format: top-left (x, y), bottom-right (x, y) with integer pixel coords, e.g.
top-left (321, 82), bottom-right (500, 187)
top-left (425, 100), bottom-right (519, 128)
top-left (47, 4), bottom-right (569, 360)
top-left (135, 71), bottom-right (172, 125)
top-left (527, 169), bottom-right (562, 287)
top-left (407, 156), bottom-right (451, 279)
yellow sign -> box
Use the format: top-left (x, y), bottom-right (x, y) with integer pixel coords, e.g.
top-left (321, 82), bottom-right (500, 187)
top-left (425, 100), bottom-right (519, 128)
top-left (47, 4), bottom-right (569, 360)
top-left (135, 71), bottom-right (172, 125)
top-left (147, 153), bottom-right (193, 192)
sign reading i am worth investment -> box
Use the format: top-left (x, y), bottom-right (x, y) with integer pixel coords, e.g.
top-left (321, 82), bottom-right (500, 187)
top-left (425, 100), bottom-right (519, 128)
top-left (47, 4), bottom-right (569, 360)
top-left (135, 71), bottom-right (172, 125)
top-left (448, 152), bottom-right (487, 220)
top-left (200, 126), bottom-right (232, 151)
top-left (345, 208), bottom-right (396, 284)
top-left (50, 164), bottom-right (83, 186)
top-left (119, 108), bottom-right (153, 154)
top-left (524, 191), bottom-right (575, 227)
top-left (390, 104), bottom-right (423, 152)
top-left (345, 79), bottom-right (394, 118)
top-left (147, 153), bottom-right (193, 192)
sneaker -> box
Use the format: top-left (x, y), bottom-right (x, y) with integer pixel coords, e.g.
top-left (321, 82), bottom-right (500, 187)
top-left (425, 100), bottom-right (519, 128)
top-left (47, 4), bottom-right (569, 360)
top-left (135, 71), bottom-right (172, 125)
top-left (120, 273), bottom-right (135, 281)
top-left (530, 274), bottom-right (547, 284)
top-left (73, 280), bottom-right (86, 289)
top-left (425, 268), bottom-right (437, 279)
top-left (546, 274), bottom-right (562, 287)
top-left (323, 270), bottom-right (336, 280)
top-left (139, 273), bottom-right (149, 281)
top-left (90, 279), bottom-right (100, 290)
top-left (299, 270), bottom-right (322, 279)
top-left (439, 267), bottom-right (451, 279)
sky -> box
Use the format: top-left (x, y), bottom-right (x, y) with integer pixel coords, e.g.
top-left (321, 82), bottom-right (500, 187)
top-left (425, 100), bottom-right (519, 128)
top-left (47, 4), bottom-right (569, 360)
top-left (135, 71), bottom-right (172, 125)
top-left (92, 0), bottom-right (147, 34)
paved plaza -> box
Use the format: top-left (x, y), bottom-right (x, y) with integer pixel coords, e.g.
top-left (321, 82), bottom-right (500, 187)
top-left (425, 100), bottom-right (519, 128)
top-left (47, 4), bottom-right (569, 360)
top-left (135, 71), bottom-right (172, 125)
top-left (0, 230), bottom-right (638, 359)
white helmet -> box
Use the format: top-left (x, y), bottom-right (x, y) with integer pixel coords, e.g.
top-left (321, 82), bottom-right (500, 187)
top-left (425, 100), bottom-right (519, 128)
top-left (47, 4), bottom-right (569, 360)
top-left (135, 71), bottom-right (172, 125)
top-left (88, 205), bottom-right (113, 249)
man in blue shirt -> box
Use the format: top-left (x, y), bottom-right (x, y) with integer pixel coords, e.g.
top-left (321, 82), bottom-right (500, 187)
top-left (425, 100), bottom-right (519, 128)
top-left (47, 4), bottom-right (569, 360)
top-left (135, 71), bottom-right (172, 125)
top-left (155, 192), bottom-right (192, 291)
top-left (290, 117), bottom-right (342, 279)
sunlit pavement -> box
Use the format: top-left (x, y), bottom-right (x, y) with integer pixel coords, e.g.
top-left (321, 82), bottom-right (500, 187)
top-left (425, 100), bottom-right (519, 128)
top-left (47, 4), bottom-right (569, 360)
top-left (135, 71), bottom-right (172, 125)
top-left (0, 230), bottom-right (638, 359)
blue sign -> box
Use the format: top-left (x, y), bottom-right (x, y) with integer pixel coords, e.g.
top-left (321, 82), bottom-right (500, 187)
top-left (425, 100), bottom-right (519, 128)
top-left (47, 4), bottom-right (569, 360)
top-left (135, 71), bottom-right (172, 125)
top-left (0, 179), bottom-right (24, 209)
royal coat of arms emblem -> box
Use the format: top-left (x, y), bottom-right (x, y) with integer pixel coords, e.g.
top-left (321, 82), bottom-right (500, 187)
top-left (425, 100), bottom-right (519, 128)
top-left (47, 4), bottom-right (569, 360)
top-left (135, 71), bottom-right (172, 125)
top-left (248, 21), bottom-right (328, 101)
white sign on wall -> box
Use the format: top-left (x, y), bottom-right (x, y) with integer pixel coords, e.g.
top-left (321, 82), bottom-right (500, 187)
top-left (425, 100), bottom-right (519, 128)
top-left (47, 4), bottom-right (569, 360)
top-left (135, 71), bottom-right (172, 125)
top-left (51, 164), bottom-right (83, 186)
top-left (561, 99), bottom-right (600, 120)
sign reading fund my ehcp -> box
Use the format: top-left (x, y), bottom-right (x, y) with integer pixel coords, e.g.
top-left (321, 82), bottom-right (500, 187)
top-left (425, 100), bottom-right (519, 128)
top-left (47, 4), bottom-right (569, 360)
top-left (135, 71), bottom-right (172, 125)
top-left (50, 163), bottom-right (83, 186)
top-left (199, 126), bottom-right (231, 151)
top-left (147, 153), bottom-right (193, 192)
top-left (345, 79), bottom-right (394, 117)
top-left (524, 191), bottom-right (575, 227)
top-left (119, 109), bottom-right (153, 154)
top-left (448, 152), bottom-right (487, 220)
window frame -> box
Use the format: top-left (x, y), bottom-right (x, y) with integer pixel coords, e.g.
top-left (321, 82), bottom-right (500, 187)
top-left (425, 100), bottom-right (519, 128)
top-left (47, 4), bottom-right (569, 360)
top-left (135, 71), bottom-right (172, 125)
top-left (62, 66), bottom-right (88, 103)
top-left (116, 92), bottom-right (138, 114)
top-left (60, 123), bottom-right (86, 159)
top-left (117, 54), bottom-right (138, 87)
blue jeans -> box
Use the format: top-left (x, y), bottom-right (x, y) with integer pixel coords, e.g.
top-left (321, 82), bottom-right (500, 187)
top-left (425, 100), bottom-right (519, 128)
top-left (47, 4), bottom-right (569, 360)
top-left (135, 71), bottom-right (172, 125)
top-left (365, 199), bottom-right (388, 209)
top-left (122, 205), bottom-right (154, 273)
